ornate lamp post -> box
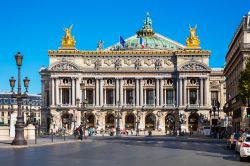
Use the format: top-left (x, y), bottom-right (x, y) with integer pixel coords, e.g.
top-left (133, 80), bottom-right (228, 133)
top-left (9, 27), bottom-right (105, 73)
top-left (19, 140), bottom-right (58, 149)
top-left (115, 101), bottom-right (122, 137)
top-left (76, 98), bottom-right (88, 139)
top-left (9, 52), bottom-right (30, 145)
top-left (136, 110), bottom-right (142, 136)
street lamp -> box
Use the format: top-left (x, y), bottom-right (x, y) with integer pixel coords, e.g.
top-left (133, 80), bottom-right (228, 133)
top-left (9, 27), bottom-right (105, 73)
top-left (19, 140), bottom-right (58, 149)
top-left (115, 101), bottom-right (122, 137)
top-left (9, 52), bottom-right (30, 145)
top-left (76, 98), bottom-right (88, 139)
top-left (136, 110), bottom-right (142, 136)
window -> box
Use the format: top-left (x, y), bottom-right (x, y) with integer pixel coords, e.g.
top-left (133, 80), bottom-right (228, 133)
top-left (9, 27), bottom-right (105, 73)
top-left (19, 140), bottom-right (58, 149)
top-left (63, 79), bottom-right (69, 84)
top-left (107, 79), bottom-right (113, 85)
top-left (1, 112), bottom-right (4, 116)
top-left (86, 89), bottom-right (94, 104)
top-left (166, 90), bottom-right (173, 105)
top-left (211, 91), bottom-right (218, 106)
top-left (62, 88), bottom-right (70, 104)
top-left (106, 89), bottom-right (114, 104)
top-left (127, 79), bottom-right (133, 85)
top-left (190, 89), bottom-right (197, 104)
top-left (87, 79), bottom-right (93, 84)
top-left (190, 79), bottom-right (196, 85)
top-left (146, 89), bottom-right (154, 105)
top-left (147, 79), bottom-right (153, 85)
top-left (167, 79), bottom-right (173, 85)
top-left (126, 89), bottom-right (134, 105)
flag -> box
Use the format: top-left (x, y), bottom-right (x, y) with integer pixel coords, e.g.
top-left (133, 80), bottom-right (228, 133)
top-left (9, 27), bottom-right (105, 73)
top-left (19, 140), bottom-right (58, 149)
top-left (120, 36), bottom-right (126, 48)
top-left (139, 36), bottom-right (145, 48)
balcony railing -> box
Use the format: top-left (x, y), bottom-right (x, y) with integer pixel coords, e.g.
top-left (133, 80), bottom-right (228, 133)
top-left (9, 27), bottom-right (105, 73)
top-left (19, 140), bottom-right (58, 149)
top-left (241, 43), bottom-right (250, 49)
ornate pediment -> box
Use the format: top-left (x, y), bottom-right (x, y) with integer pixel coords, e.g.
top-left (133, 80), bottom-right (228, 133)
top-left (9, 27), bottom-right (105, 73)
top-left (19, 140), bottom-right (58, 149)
top-left (180, 62), bottom-right (209, 71)
top-left (50, 62), bottom-right (79, 71)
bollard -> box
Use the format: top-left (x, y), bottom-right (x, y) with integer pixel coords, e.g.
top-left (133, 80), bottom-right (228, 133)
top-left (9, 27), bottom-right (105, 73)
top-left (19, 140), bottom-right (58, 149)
top-left (35, 126), bottom-right (37, 144)
top-left (51, 129), bottom-right (53, 142)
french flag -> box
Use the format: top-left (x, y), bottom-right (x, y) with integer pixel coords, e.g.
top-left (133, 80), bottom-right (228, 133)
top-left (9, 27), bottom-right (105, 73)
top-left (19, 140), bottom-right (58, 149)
top-left (139, 36), bottom-right (145, 49)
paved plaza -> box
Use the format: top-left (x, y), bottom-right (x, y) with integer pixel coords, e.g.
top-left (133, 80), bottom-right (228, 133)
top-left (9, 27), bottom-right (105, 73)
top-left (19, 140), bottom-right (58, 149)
top-left (0, 137), bottom-right (248, 166)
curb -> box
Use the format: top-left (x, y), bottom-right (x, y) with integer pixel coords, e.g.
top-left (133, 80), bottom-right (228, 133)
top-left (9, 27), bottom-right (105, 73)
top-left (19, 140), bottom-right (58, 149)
top-left (0, 139), bottom-right (93, 149)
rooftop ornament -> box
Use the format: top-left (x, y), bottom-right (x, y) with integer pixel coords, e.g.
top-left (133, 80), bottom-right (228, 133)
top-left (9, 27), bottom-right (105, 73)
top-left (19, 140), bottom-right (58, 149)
top-left (137, 12), bottom-right (155, 37)
top-left (61, 25), bottom-right (76, 48)
top-left (186, 25), bottom-right (200, 49)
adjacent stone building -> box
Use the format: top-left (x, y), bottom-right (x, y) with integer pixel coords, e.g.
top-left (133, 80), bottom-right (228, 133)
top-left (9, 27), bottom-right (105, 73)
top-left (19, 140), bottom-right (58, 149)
top-left (224, 12), bottom-right (250, 132)
top-left (40, 13), bottom-right (226, 135)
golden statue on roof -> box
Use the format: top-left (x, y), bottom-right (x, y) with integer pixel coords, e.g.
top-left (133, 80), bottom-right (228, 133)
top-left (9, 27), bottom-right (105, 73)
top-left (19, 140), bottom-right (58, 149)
top-left (61, 25), bottom-right (76, 48)
top-left (186, 25), bottom-right (200, 48)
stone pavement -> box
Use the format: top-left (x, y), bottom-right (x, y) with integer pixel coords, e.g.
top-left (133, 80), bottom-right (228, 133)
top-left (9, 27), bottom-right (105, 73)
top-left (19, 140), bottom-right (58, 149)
top-left (0, 136), bottom-right (92, 148)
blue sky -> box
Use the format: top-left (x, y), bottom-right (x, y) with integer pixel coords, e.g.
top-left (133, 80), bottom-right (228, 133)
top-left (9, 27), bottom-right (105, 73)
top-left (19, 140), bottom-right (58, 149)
top-left (0, 0), bottom-right (249, 94)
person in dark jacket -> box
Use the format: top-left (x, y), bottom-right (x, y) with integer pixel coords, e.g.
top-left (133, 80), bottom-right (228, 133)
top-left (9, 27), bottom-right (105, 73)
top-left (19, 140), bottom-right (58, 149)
top-left (79, 127), bottom-right (83, 141)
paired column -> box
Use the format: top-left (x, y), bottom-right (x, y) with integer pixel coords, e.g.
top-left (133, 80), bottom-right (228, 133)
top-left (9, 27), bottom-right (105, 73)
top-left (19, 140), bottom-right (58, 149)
top-left (100, 79), bottom-right (104, 106)
top-left (55, 78), bottom-right (59, 105)
top-left (160, 79), bottom-right (164, 106)
top-left (204, 77), bottom-right (209, 106)
top-left (183, 78), bottom-right (187, 106)
top-left (156, 79), bottom-right (159, 106)
top-left (72, 78), bottom-right (75, 106)
top-left (136, 79), bottom-right (139, 106)
top-left (140, 79), bottom-right (144, 106)
top-left (119, 79), bottom-right (123, 105)
top-left (51, 78), bottom-right (55, 106)
top-left (200, 78), bottom-right (204, 106)
top-left (116, 78), bottom-right (119, 105)
top-left (95, 79), bottom-right (99, 106)
top-left (179, 78), bottom-right (183, 106)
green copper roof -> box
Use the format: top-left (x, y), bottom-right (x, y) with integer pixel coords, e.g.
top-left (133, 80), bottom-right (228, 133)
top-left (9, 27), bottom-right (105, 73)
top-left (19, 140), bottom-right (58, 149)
top-left (105, 12), bottom-right (186, 51)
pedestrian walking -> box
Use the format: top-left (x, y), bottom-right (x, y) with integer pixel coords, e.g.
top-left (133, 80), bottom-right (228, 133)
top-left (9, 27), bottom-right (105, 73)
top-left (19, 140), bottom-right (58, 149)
top-left (79, 127), bottom-right (83, 141)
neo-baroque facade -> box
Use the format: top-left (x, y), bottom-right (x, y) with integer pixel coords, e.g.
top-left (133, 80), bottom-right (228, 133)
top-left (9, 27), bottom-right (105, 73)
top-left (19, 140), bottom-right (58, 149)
top-left (40, 13), bottom-right (226, 135)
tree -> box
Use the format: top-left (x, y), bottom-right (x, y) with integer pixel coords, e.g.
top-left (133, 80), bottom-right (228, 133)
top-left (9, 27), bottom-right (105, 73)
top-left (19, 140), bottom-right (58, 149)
top-left (238, 58), bottom-right (250, 105)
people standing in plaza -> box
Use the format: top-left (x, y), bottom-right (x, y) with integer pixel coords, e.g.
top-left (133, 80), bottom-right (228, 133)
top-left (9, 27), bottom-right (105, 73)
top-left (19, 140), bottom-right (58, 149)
top-left (79, 127), bottom-right (83, 141)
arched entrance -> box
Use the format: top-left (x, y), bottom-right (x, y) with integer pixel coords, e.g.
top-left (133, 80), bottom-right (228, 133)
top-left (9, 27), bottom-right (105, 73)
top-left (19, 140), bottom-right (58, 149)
top-left (87, 113), bottom-right (95, 129)
top-left (105, 113), bottom-right (115, 129)
top-left (145, 113), bottom-right (156, 130)
top-left (188, 113), bottom-right (199, 132)
top-left (61, 112), bottom-right (73, 130)
top-left (125, 113), bottom-right (135, 130)
top-left (165, 114), bottom-right (175, 133)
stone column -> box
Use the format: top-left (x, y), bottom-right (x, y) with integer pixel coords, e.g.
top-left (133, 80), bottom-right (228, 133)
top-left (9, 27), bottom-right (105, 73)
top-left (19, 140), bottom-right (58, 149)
top-left (133, 88), bottom-right (136, 106)
top-left (179, 78), bottom-right (183, 106)
top-left (176, 78), bottom-right (179, 106)
top-left (197, 88), bottom-right (199, 105)
top-left (72, 78), bottom-right (75, 106)
top-left (160, 79), bottom-right (164, 106)
top-left (164, 89), bottom-right (166, 105)
top-left (51, 78), bottom-right (55, 106)
top-left (144, 89), bottom-right (146, 105)
top-left (69, 88), bottom-right (72, 105)
top-left (76, 78), bottom-right (80, 103)
top-left (140, 79), bottom-right (143, 106)
top-left (104, 88), bottom-right (106, 105)
top-left (55, 78), bottom-right (59, 105)
top-left (100, 79), bottom-right (104, 106)
top-left (124, 88), bottom-right (126, 105)
top-left (116, 78), bottom-right (119, 105)
top-left (200, 78), bottom-right (204, 106)
top-left (113, 88), bottom-right (115, 106)
top-left (184, 78), bottom-right (187, 106)
top-left (187, 88), bottom-right (190, 105)
top-left (95, 79), bottom-right (99, 106)
top-left (156, 79), bottom-right (160, 106)
top-left (136, 79), bottom-right (139, 106)
top-left (120, 79), bottom-right (123, 105)
top-left (60, 88), bottom-right (62, 104)
top-left (204, 78), bottom-right (209, 106)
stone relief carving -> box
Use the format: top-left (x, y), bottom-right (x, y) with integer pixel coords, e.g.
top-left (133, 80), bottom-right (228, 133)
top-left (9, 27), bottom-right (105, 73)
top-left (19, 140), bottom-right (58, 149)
top-left (104, 59), bottom-right (115, 66)
top-left (144, 59), bottom-right (152, 66)
top-left (164, 58), bottom-right (173, 66)
top-left (181, 62), bottom-right (207, 71)
top-left (85, 59), bottom-right (94, 66)
top-left (115, 58), bottom-right (122, 70)
top-left (95, 59), bottom-right (102, 70)
top-left (155, 59), bottom-right (162, 70)
top-left (51, 62), bottom-right (78, 71)
top-left (210, 81), bottom-right (220, 89)
top-left (134, 59), bottom-right (142, 70)
top-left (124, 59), bottom-right (132, 66)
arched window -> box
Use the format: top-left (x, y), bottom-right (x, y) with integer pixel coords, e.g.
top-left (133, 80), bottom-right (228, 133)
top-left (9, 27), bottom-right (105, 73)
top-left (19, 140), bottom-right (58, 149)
top-left (167, 79), bottom-right (173, 85)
